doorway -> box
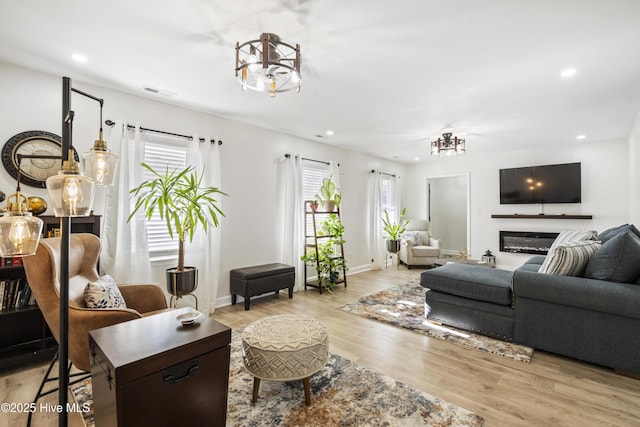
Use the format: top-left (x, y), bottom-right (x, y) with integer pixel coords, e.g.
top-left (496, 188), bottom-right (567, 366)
top-left (426, 174), bottom-right (470, 256)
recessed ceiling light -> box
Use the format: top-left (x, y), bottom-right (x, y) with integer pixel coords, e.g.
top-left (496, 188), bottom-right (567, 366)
top-left (576, 134), bottom-right (586, 140)
top-left (325, 130), bottom-right (334, 136)
top-left (414, 157), bottom-right (420, 161)
top-left (560, 68), bottom-right (576, 78)
top-left (71, 53), bottom-right (88, 63)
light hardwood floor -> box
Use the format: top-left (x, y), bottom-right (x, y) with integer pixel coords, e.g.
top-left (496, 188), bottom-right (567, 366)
top-left (2, 267), bottom-right (639, 426)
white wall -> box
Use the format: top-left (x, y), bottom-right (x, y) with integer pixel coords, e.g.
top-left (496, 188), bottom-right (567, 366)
top-left (405, 141), bottom-right (630, 269)
top-left (0, 61), bottom-right (406, 307)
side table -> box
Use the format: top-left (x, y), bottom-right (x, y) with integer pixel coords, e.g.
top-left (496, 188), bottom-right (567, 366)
top-left (89, 308), bottom-right (231, 427)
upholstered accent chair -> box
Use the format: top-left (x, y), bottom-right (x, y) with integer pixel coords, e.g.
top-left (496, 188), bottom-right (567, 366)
top-left (399, 219), bottom-right (442, 268)
top-left (22, 233), bottom-right (168, 372)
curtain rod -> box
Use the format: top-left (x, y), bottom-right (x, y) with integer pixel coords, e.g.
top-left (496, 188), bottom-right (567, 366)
top-left (371, 169), bottom-right (397, 178)
top-left (105, 119), bottom-right (222, 145)
top-left (284, 153), bottom-right (339, 167)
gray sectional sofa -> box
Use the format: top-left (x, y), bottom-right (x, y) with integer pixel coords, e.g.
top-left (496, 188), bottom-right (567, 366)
top-left (420, 224), bottom-right (640, 374)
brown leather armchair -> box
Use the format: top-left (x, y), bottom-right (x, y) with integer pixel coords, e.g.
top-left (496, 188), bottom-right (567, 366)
top-left (23, 233), bottom-right (168, 372)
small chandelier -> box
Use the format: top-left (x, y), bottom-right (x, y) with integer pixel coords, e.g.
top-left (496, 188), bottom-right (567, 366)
top-left (431, 132), bottom-right (466, 156)
top-left (235, 33), bottom-right (301, 97)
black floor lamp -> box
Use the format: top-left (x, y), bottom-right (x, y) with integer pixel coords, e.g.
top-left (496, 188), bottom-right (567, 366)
top-left (50, 76), bottom-right (119, 426)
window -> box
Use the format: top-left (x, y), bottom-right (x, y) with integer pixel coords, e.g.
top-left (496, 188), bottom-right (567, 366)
top-left (142, 138), bottom-right (188, 256)
top-left (380, 176), bottom-right (397, 220)
top-left (302, 162), bottom-right (328, 202)
top-left (302, 161), bottom-right (329, 237)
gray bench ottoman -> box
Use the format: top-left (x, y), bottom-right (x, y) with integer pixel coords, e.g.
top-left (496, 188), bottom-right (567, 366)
top-left (420, 263), bottom-right (515, 340)
top-left (230, 263), bottom-right (295, 310)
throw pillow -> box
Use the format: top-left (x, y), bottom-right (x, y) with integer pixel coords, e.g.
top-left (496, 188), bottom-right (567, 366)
top-left (402, 231), bottom-right (422, 246)
top-left (538, 229), bottom-right (598, 273)
top-left (597, 224), bottom-right (640, 243)
top-left (584, 231), bottom-right (640, 283)
top-left (538, 240), bottom-right (601, 276)
top-left (84, 274), bottom-right (127, 309)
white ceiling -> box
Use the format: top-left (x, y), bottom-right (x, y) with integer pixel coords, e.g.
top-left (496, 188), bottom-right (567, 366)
top-left (1, 0), bottom-right (639, 162)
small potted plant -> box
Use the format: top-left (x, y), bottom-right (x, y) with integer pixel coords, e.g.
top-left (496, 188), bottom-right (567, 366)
top-left (314, 175), bottom-right (342, 212)
top-left (382, 208), bottom-right (409, 253)
top-left (128, 163), bottom-right (226, 299)
top-left (300, 213), bottom-right (348, 292)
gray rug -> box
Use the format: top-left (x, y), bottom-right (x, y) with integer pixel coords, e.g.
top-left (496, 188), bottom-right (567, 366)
top-left (338, 281), bottom-right (534, 363)
top-left (72, 329), bottom-right (484, 426)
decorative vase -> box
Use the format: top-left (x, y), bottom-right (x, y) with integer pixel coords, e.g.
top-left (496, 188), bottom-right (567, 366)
top-left (166, 266), bottom-right (198, 296)
top-left (386, 239), bottom-right (400, 253)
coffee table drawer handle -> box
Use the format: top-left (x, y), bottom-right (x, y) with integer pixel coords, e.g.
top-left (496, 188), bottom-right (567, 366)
top-left (163, 358), bottom-right (199, 384)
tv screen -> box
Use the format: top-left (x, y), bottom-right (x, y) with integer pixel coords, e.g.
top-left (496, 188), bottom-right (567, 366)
top-left (499, 162), bottom-right (581, 204)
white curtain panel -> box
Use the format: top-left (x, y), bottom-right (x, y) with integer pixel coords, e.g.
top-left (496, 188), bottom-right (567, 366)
top-left (368, 172), bottom-right (386, 270)
top-left (187, 135), bottom-right (223, 314)
top-left (282, 154), bottom-right (305, 291)
top-left (101, 120), bottom-right (152, 282)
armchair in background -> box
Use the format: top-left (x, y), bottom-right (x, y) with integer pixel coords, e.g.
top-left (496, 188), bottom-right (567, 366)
top-left (399, 219), bottom-right (442, 268)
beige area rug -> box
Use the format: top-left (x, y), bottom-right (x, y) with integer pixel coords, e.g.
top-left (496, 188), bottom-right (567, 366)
top-left (338, 280), bottom-right (534, 363)
top-left (72, 329), bottom-right (484, 426)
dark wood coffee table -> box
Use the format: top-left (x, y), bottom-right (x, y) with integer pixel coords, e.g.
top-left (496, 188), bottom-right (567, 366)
top-left (434, 258), bottom-right (495, 268)
top-left (89, 308), bottom-right (231, 427)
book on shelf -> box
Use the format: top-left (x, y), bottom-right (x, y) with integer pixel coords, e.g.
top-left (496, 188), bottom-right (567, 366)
top-left (1, 278), bottom-right (33, 310)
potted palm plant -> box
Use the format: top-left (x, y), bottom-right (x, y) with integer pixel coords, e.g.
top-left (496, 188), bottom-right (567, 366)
top-left (128, 163), bottom-right (226, 298)
top-left (314, 175), bottom-right (342, 212)
top-left (382, 208), bottom-right (409, 253)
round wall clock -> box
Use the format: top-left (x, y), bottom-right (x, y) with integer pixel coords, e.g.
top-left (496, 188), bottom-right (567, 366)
top-left (2, 130), bottom-right (78, 188)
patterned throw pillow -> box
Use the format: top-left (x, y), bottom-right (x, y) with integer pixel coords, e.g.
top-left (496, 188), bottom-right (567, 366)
top-left (538, 230), bottom-right (598, 273)
top-left (84, 275), bottom-right (127, 309)
top-left (539, 241), bottom-right (601, 276)
top-left (402, 231), bottom-right (422, 246)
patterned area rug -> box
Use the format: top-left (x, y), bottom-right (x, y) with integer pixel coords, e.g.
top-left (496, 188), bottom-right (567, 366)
top-left (71, 329), bottom-right (484, 426)
top-left (338, 281), bottom-right (534, 363)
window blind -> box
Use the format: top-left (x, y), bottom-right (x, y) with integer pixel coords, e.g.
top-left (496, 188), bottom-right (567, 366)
top-left (142, 139), bottom-right (188, 254)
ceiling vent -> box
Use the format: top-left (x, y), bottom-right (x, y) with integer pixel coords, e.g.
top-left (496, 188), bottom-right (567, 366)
top-left (141, 85), bottom-right (176, 97)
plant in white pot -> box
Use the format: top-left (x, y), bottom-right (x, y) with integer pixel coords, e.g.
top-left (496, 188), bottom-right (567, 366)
top-left (314, 175), bottom-right (342, 212)
top-left (382, 208), bottom-right (409, 253)
top-left (128, 163), bottom-right (226, 302)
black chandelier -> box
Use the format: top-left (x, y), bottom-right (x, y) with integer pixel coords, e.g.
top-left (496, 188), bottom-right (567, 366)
top-left (430, 132), bottom-right (466, 156)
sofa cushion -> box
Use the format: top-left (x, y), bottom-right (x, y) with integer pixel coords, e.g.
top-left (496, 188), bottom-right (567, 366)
top-left (84, 275), bottom-right (127, 309)
top-left (597, 224), bottom-right (640, 243)
top-left (420, 264), bottom-right (514, 306)
top-left (411, 246), bottom-right (440, 257)
top-left (584, 231), bottom-right (640, 283)
top-left (539, 240), bottom-right (601, 276)
top-left (538, 229), bottom-right (597, 273)
top-left (417, 231), bottom-right (430, 245)
top-left (402, 231), bottom-right (422, 246)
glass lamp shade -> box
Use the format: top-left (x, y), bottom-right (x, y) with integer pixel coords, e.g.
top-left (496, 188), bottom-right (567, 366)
top-left (0, 212), bottom-right (43, 257)
top-left (82, 148), bottom-right (119, 186)
top-left (46, 171), bottom-right (95, 217)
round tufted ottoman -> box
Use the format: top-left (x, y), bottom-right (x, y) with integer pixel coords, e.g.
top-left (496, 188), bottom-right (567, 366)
top-left (241, 314), bottom-right (329, 405)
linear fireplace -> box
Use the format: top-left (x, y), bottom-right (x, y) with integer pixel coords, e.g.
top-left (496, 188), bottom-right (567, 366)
top-left (499, 231), bottom-right (559, 255)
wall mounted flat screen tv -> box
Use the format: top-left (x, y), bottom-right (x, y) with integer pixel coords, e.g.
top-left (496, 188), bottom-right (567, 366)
top-left (499, 162), bottom-right (581, 204)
